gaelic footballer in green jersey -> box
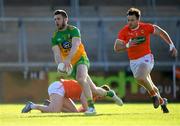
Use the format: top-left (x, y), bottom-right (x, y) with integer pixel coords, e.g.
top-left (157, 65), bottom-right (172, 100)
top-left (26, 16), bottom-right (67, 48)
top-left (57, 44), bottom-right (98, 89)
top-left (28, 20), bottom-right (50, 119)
top-left (51, 9), bottom-right (96, 115)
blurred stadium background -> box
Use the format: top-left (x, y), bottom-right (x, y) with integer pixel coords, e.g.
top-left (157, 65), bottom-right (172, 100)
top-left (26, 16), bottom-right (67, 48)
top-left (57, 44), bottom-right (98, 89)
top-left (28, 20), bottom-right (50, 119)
top-left (0, 0), bottom-right (179, 103)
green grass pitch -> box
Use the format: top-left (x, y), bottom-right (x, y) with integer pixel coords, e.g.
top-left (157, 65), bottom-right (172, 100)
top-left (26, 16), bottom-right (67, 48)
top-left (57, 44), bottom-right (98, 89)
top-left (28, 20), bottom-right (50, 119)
top-left (0, 103), bottom-right (180, 126)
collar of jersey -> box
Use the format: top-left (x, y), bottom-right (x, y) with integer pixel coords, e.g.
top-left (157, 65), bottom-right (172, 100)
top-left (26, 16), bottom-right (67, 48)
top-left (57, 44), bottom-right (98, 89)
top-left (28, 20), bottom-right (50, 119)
top-left (130, 23), bottom-right (140, 31)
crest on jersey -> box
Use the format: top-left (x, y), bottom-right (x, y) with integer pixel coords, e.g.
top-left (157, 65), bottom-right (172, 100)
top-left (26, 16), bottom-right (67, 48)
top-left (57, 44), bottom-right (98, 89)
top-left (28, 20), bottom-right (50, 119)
top-left (141, 30), bottom-right (144, 34)
top-left (61, 41), bottom-right (72, 49)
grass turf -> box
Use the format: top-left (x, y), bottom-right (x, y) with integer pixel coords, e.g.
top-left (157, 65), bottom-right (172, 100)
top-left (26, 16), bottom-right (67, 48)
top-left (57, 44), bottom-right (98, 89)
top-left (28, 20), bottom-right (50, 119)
top-left (0, 103), bottom-right (180, 126)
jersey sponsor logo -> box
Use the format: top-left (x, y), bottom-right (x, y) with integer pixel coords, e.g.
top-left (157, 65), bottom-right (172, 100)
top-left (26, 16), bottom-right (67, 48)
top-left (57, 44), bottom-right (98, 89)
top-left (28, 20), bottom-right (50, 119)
top-left (61, 41), bottom-right (72, 49)
top-left (131, 36), bottom-right (146, 44)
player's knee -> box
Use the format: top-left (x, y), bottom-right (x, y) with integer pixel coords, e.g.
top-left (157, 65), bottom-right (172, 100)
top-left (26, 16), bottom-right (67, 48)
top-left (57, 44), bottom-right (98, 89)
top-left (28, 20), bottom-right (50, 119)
top-left (135, 74), bottom-right (145, 80)
top-left (91, 87), bottom-right (99, 94)
top-left (135, 75), bottom-right (146, 84)
top-left (94, 88), bottom-right (100, 94)
top-left (49, 106), bottom-right (61, 113)
top-left (47, 103), bottom-right (62, 113)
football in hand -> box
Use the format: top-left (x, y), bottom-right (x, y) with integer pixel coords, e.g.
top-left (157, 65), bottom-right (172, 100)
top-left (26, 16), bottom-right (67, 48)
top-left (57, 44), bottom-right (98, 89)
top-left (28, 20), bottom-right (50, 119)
top-left (57, 63), bottom-right (72, 76)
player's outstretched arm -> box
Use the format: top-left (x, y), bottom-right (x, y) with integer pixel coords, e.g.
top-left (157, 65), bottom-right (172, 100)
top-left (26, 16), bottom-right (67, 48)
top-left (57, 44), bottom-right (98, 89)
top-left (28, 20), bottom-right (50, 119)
top-left (153, 25), bottom-right (178, 57)
top-left (114, 39), bottom-right (126, 52)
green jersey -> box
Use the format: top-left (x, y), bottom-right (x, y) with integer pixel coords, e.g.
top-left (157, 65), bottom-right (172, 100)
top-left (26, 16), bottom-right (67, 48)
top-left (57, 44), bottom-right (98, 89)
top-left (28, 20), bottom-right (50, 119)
top-left (51, 25), bottom-right (87, 65)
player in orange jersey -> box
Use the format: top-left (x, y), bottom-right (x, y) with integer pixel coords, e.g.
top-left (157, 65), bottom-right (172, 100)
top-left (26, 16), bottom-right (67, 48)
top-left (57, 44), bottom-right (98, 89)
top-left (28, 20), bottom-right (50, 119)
top-left (114, 7), bottom-right (178, 113)
top-left (21, 79), bottom-right (123, 113)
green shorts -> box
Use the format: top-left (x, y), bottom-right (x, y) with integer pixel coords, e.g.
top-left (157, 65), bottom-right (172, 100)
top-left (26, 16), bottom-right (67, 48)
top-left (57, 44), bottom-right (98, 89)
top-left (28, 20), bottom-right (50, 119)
top-left (70, 56), bottom-right (90, 79)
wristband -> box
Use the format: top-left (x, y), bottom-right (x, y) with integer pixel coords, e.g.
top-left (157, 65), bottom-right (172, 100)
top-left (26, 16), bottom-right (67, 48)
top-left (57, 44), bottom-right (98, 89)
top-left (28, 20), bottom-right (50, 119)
top-left (126, 43), bottom-right (130, 48)
top-left (169, 43), bottom-right (175, 51)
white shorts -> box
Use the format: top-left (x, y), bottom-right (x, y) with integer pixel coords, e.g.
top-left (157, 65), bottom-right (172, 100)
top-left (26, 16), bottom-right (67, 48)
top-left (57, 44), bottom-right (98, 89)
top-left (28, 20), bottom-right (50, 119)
top-left (130, 54), bottom-right (154, 77)
top-left (48, 81), bottom-right (65, 97)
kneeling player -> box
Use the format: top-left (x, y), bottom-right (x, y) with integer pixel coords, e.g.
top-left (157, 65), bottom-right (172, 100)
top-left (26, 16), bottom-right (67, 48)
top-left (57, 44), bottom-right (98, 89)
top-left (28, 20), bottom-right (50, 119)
top-left (21, 79), bottom-right (123, 114)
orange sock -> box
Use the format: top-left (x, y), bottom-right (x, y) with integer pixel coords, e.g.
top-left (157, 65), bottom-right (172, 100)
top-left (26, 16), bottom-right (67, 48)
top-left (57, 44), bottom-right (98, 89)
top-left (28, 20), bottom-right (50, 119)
top-left (148, 90), bottom-right (156, 97)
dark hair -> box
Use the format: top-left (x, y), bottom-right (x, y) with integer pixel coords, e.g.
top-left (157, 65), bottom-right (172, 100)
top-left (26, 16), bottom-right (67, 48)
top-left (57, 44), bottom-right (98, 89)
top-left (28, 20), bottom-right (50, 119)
top-left (54, 9), bottom-right (68, 18)
top-left (127, 8), bottom-right (141, 19)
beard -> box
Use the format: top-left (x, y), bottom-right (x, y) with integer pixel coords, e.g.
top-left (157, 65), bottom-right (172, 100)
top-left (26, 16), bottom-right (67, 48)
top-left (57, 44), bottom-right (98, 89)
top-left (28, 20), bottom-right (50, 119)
top-left (129, 24), bottom-right (138, 29)
top-left (58, 20), bottom-right (66, 30)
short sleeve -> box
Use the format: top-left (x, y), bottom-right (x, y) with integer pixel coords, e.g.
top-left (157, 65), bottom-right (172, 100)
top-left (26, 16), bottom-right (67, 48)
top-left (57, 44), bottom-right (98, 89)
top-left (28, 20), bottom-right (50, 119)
top-left (118, 29), bottom-right (126, 44)
top-left (146, 23), bottom-right (155, 34)
top-left (71, 27), bottom-right (81, 38)
top-left (51, 32), bottom-right (58, 46)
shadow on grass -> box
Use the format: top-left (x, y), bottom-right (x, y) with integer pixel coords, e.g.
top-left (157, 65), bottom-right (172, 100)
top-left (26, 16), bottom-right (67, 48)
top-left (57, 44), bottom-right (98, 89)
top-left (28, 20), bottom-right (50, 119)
top-left (20, 113), bottom-right (123, 118)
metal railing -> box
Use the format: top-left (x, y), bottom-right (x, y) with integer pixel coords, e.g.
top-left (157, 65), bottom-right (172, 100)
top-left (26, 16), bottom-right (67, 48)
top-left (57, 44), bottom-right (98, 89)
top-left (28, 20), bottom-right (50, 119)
top-left (0, 17), bottom-right (180, 98)
top-left (0, 16), bottom-right (179, 67)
